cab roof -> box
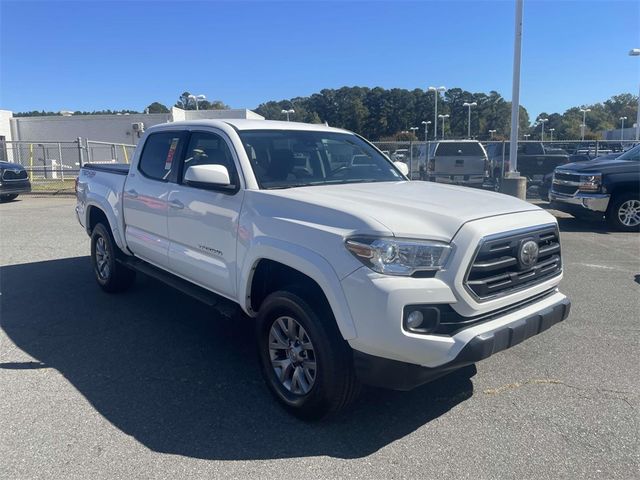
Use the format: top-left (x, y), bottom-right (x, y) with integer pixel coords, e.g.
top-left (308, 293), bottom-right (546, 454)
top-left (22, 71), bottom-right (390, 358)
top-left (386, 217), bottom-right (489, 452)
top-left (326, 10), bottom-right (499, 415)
top-left (155, 119), bottom-right (352, 134)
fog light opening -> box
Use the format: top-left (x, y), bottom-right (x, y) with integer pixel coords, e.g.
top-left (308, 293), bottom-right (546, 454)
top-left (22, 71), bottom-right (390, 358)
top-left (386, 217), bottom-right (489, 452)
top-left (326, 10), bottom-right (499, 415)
top-left (404, 306), bottom-right (441, 334)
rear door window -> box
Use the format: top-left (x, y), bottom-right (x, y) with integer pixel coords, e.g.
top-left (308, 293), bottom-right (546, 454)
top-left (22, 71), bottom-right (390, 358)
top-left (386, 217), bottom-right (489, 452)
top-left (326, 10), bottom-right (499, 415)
top-left (436, 142), bottom-right (484, 156)
top-left (138, 132), bottom-right (186, 181)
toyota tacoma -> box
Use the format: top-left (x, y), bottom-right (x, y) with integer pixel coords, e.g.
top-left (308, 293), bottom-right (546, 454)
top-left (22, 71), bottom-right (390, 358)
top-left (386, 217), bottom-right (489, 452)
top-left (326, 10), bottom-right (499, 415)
top-left (76, 120), bottom-right (570, 419)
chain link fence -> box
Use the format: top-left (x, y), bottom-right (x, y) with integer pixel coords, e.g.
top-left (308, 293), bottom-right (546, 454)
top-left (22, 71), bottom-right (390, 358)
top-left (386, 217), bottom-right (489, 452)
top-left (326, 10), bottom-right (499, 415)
top-left (372, 139), bottom-right (639, 184)
top-left (0, 139), bottom-right (135, 194)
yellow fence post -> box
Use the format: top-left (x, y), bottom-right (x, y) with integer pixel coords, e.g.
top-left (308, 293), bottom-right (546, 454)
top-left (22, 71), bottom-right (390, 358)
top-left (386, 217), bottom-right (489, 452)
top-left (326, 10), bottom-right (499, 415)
top-left (122, 144), bottom-right (129, 164)
top-left (29, 143), bottom-right (34, 181)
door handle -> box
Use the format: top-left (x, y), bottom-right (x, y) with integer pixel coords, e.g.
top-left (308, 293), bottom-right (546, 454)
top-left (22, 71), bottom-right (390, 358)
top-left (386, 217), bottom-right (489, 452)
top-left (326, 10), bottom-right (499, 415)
top-left (125, 189), bottom-right (138, 198)
top-left (169, 199), bottom-right (184, 210)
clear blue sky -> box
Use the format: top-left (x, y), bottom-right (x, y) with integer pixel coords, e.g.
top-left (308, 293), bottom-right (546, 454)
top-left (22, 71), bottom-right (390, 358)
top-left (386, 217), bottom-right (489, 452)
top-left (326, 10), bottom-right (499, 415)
top-left (1, 0), bottom-right (638, 119)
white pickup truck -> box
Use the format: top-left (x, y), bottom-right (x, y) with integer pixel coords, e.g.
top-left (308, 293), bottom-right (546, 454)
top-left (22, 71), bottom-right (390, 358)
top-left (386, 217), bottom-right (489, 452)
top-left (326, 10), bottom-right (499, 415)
top-left (76, 119), bottom-right (570, 419)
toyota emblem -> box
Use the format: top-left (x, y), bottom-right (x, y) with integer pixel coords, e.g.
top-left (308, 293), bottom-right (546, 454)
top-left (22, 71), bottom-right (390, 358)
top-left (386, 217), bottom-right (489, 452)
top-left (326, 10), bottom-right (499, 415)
top-left (519, 240), bottom-right (539, 268)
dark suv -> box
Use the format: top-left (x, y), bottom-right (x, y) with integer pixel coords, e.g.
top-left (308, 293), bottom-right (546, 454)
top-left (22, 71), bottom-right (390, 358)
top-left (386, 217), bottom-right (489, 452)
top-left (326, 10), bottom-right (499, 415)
top-left (0, 162), bottom-right (31, 202)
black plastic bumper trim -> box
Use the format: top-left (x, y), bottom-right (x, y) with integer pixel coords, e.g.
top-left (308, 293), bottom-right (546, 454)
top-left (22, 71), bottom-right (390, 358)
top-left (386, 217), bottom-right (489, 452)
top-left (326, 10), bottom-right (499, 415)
top-left (353, 296), bottom-right (571, 391)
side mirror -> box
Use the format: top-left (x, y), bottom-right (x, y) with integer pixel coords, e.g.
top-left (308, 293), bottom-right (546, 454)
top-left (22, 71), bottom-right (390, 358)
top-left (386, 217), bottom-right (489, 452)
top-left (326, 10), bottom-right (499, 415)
top-left (184, 164), bottom-right (231, 188)
top-left (394, 161), bottom-right (409, 176)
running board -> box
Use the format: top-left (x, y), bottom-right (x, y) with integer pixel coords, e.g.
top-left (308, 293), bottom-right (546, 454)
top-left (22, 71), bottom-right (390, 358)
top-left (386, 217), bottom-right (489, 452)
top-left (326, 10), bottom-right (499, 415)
top-left (118, 256), bottom-right (238, 315)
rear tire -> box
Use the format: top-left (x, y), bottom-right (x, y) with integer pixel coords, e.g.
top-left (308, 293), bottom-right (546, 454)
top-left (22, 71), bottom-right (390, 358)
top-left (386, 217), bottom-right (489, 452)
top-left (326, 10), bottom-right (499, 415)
top-left (606, 192), bottom-right (640, 232)
top-left (0, 194), bottom-right (18, 202)
top-left (90, 223), bottom-right (136, 293)
top-left (256, 288), bottom-right (360, 420)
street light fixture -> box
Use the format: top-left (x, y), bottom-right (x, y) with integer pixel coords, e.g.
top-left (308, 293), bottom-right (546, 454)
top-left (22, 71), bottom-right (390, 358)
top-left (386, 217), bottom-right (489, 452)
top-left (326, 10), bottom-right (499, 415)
top-left (537, 118), bottom-right (549, 141)
top-left (409, 126), bottom-right (419, 137)
top-left (523, 134), bottom-right (530, 140)
top-left (619, 116), bottom-right (628, 140)
top-left (489, 129), bottom-right (497, 140)
top-left (281, 109), bottom-right (295, 121)
top-left (549, 128), bottom-right (555, 141)
top-left (629, 48), bottom-right (640, 141)
top-left (462, 102), bottom-right (477, 138)
top-left (421, 120), bottom-right (431, 141)
top-left (188, 94), bottom-right (206, 111)
top-left (579, 108), bottom-right (591, 141)
top-left (428, 86), bottom-right (446, 140)
top-left (438, 114), bottom-right (449, 139)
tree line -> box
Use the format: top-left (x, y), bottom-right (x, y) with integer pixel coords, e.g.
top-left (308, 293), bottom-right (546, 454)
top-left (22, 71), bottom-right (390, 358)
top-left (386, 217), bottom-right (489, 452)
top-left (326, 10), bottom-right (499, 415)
top-left (14, 88), bottom-right (637, 141)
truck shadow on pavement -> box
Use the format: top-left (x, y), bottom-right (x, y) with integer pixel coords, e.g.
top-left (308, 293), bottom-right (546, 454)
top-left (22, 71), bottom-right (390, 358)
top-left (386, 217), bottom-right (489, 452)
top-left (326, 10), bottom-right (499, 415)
top-left (0, 257), bottom-right (473, 460)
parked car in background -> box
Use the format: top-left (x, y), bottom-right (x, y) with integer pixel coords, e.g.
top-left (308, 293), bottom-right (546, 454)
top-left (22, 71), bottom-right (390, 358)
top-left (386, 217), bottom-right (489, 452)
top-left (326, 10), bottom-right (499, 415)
top-left (0, 161), bottom-right (31, 202)
top-left (75, 119), bottom-right (570, 419)
top-left (486, 142), bottom-right (588, 188)
top-left (550, 143), bottom-right (640, 231)
top-left (391, 148), bottom-right (409, 162)
top-left (426, 140), bottom-right (489, 187)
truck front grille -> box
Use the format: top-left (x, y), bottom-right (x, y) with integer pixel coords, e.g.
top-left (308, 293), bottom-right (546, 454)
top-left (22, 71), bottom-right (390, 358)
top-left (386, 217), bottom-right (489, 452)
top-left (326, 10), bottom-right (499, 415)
top-left (551, 183), bottom-right (578, 195)
top-left (2, 169), bottom-right (28, 181)
top-left (465, 225), bottom-right (562, 301)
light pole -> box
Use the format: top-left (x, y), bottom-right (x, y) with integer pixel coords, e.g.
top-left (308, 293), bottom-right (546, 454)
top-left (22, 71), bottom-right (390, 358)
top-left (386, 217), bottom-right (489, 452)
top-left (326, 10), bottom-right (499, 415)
top-left (523, 134), bottom-right (530, 140)
top-left (462, 102), bottom-right (477, 138)
top-left (281, 109), bottom-right (295, 121)
top-left (579, 108), bottom-right (591, 141)
top-left (438, 114), bottom-right (449, 139)
top-left (489, 129), bottom-right (497, 140)
top-left (428, 86), bottom-right (446, 140)
top-left (537, 118), bottom-right (548, 141)
top-left (421, 120), bottom-right (431, 141)
top-left (619, 116), bottom-right (627, 140)
top-left (629, 48), bottom-right (640, 141)
top-left (188, 94), bottom-right (206, 111)
top-left (549, 128), bottom-right (555, 141)
top-left (507, 0), bottom-right (524, 176)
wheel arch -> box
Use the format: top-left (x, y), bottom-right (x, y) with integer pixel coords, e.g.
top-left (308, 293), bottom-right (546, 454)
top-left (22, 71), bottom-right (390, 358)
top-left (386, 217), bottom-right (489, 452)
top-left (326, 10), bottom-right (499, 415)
top-left (239, 240), bottom-right (357, 340)
top-left (85, 201), bottom-right (128, 253)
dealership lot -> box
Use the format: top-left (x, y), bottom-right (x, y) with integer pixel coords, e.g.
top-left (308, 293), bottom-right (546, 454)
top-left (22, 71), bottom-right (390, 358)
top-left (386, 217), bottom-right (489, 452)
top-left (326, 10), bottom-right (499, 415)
top-left (1, 196), bottom-right (638, 479)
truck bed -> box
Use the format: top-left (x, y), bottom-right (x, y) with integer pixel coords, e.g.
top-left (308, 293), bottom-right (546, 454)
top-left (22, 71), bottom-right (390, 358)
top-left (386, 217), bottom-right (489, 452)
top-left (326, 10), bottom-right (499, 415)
top-left (83, 163), bottom-right (130, 175)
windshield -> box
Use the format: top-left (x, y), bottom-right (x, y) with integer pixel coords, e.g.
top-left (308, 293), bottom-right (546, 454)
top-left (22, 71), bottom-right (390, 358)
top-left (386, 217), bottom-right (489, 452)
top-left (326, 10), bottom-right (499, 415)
top-left (616, 144), bottom-right (640, 161)
top-left (238, 130), bottom-right (404, 189)
top-left (435, 142), bottom-right (485, 157)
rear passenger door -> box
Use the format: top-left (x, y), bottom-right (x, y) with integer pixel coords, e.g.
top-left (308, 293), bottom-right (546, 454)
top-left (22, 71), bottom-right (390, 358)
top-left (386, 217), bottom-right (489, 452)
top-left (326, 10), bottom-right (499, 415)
top-left (166, 130), bottom-right (244, 298)
top-left (123, 131), bottom-right (186, 268)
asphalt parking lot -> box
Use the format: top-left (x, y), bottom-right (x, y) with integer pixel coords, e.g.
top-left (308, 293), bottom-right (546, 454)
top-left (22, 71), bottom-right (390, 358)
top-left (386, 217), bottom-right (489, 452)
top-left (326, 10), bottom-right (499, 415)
top-left (1, 196), bottom-right (638, 480)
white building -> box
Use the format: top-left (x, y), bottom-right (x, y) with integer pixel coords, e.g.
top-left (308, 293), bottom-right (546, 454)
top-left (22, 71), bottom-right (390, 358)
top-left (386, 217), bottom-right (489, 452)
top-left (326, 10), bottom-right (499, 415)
top-left (0, 107), bottom-right (264, 145)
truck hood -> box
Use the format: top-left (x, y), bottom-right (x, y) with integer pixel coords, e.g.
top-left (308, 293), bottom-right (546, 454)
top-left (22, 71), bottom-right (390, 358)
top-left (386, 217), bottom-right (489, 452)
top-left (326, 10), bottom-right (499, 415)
top-left (558, 158), bottom-right (637, 174)
top-left (266, 181), bottom-right (540, 241)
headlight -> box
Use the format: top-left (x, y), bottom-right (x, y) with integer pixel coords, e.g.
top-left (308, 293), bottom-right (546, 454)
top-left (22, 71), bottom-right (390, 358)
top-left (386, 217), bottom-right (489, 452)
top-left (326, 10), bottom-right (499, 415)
top-left (345, 236), bottom-right (451, 276)
top-left (579, 173), bottom-right (602, 192)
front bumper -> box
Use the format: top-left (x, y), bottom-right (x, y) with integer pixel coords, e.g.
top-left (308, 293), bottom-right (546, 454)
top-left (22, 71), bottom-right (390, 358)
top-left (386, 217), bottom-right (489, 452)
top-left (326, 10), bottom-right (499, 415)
top-left (0, 180), bottom-right (31, 195)
top-left (354, 295), bottom-right (570, 390)
top-left (549, 190), bottom-right (610, 213)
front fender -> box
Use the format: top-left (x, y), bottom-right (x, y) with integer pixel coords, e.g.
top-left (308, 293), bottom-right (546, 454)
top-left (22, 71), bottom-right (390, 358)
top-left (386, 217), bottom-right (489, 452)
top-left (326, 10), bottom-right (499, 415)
top-left (238, 237), bottom-right (358, 340)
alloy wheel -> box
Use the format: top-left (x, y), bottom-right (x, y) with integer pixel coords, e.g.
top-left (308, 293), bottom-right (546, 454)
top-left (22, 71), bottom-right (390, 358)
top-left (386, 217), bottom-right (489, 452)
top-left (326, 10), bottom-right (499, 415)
top-left (617, 199), bottom-right (640, 227)
top-left (268, 316), bottom-right (317, 395)
top-left (95, 236), bottom-right (111, 280)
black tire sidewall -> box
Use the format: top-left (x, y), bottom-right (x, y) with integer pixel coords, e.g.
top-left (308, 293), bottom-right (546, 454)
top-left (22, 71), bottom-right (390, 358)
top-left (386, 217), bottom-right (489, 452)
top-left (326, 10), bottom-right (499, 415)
top-left (256, 290), bottom-right (347, 418)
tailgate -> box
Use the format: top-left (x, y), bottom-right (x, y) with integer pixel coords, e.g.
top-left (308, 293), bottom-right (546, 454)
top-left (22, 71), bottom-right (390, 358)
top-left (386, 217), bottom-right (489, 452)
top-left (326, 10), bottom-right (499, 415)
top-left (434, 155), bottom-right (486, 175)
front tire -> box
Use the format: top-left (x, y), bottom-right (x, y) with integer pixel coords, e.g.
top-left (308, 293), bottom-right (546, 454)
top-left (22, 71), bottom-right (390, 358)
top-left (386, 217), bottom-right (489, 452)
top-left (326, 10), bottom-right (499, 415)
top-left (90, 223), bottom-right (136, 292)
top-left (0, 194), bottom-right (18, 203)
top-left (606, 193), bottom-right (640, 232)
top-left (256, 289), bottom-right (360, 420)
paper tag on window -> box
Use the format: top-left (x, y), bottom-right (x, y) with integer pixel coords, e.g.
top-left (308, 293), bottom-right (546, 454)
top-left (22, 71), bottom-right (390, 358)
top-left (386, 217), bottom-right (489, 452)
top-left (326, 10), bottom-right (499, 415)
top-left (165, 138), bottom-right (179, 170)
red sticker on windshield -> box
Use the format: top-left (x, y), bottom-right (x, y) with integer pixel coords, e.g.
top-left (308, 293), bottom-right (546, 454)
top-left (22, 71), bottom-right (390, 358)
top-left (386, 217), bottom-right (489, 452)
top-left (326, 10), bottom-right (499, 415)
top-left (165, 138), bottom-right (179, 170)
